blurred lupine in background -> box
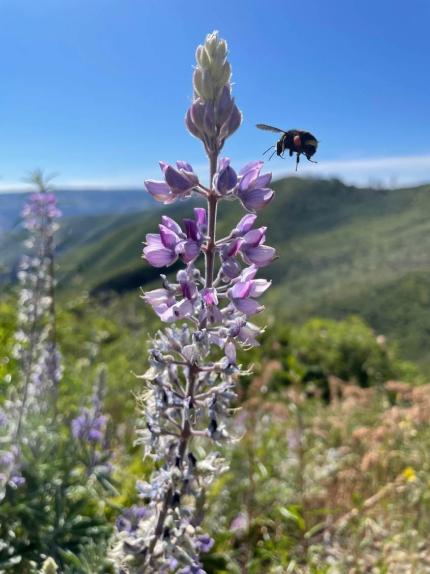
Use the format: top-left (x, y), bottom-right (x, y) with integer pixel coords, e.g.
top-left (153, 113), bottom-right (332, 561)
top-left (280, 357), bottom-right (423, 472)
top-left (112, 31), bottom-right (276, 573)
top-left (0, 174), bottom-right (114, 573)
top-left (0, 171), bottom-right (62, 500)
top-left (71, 365), bottom-right (114, 486)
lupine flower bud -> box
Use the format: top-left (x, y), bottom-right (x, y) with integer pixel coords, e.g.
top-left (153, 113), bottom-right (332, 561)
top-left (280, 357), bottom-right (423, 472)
top-left (186, 31), bottom-right (242, 154)
top-left (193, 32), bottom-right (231, 101)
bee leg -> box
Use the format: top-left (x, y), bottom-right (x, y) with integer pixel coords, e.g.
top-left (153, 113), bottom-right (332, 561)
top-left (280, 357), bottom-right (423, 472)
top-left (295, 153), bottom-right (301, 171)
top-left (289, 149), bottom-right (293, 157)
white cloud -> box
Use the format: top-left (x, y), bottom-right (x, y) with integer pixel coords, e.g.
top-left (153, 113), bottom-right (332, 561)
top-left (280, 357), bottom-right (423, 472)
top-left (271, 153), bottom-right (430, 187)
top-left (0, 154), bottom-right (429, 192)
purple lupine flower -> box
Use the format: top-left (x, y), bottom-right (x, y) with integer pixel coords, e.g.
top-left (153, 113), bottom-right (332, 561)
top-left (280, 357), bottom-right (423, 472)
top-left (145, 161), bottom-right (199, 204)
top-left (2, 172), bottom-right (62, 500)
top-left (213, 158), bottom-right (237, 195)
top-left (195, 534), bottom-right (215, 553)
top-left (72, 409), bottom-right (107, 442)
top-left (144, 268), bottom-right (199, 323)
top-left (236, 161), bottom-right (274, 212)
top-left (142, 288), bottom-right (176, 318)
top-left (22, 192), bottom-right (62, 229)
top-left (143, 229), bottom-right (180, 268)
top-left (143, 209), bottom-right (206, 268)
top-left (240, 226), bottom-right (277, 268)
top-left (228, 266), bottom-right (271, 316)
top-left (71, 368), bottom-right (112, 478)
top-left (231, 213), bottom-right (258, 237)
top-left (116, 505), bottom-right (151, 533)
top-left (112, 31), bottom-right (277, 573)
top-left (230, 511), bottom-right (249, 534)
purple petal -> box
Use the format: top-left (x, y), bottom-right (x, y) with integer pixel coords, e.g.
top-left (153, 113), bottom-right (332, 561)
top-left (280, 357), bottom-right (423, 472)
top-left (229, 281), bottom-right (252, 299)
top-left (143, 288), bottom-right (172, 306)
top-left (225, 341), bottom-right (236, 364)
top-left (181, 240), bottom-right (201, 263)
top-left (159, 224), bottom-right (179, 249)
top-left (238, 187), bottom-right (274, 213)
top-left (161, 215), bottom-right (183, 236)
top-left (179, 276), bottom-right (198, 300)
top-left (249, 279), bottom-right (271, 297)
top-left (233, 214), bottom-right (257, 236)
top-left (221, 259), bottom-right (241, 279)
top-left (176, 160), bottom-right (194, 172)
top-left (195, 534), bottom-right (215, 553)
top-left (190, 99), bottom-right (205, 131)
top-left (203, 100), bottom-right (216, 135)
top-left (225, 238), bottom-right (243, 257)
top-left (143, 245), bottom-right (177, 268)
top-left (164, 165), bottom-right (195, 193)
top-left (183, 219), bottom-right (199, 241)
top-left (216, 163), bottom-right (238, 195)
top-left (233, 298), bottom-right (264, 315)
top-left (254, 172), bottom-right (272, 187)
top-left (144, 180), bottom-right (175, 204)
top-left (238, 322), bottom-right (261, 346)
top-left (185, 108), bottom-right (202, 138)
top-left (242, 245), bottom-right (277, 267)
top-left (239, 160), bottom-right (263, 177)
top-left (160, 299), bottom-right (194, 322)
top-left (202, 287), bottom-right (218, 306)
top-left (218, 157), bottom-right (230, 171)
top-left (194, 207), bottom-right (207, 229)
top-left (216, 86), bottom-right (234, 126)
top-left (145, 233), bottom-right (164, 248)
top-left (220, 103), bottom-right (242, 140)
top-left (243, 227), bottom-right (266, 247)
top-left (240, 266), bottom-right (258, 281)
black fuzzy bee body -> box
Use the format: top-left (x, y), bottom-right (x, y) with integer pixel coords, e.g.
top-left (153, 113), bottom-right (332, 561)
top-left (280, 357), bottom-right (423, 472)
top-left (256, 124), bottom-right (318, 170)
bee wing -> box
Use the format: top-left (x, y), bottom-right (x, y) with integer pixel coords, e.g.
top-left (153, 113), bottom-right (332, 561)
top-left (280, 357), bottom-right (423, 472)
top-left (256, 124), bottom-right (286, 134)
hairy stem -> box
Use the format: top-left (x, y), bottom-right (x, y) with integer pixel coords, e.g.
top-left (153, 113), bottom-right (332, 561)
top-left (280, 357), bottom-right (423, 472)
top-left (205, 152), bottom-right (218, 288)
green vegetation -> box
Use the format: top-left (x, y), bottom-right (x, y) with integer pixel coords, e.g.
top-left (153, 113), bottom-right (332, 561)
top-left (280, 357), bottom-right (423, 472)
top-left (4, 177), bottom-right (427, 365)
top-left (1, 293), bottom-right (428, 572)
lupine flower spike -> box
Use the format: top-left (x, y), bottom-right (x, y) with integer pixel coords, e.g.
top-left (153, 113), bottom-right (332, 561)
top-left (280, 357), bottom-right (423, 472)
top-left (0, 171), bottom-right (62, 500)
top-left (112, 32), bottom-right (276, 573)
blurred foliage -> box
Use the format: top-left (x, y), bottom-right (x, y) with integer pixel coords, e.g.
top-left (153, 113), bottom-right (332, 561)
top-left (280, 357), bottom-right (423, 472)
top-left (0, 290), bottom-right (429, 573)
top-left (0, 431), bottom-right (112, 573)
top-left (204, 369), bottom-right (430, 573)
top-left (0, 299), bottom-right (17, 398)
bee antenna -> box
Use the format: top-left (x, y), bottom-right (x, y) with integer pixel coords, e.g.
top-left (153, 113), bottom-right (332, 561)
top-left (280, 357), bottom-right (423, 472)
top-left (262, 145), bottom-right (275, 156)
top-left (268, 149), bottom-right (277, 160)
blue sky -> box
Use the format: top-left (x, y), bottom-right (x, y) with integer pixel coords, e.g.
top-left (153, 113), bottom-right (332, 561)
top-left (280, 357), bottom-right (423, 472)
top-left (1, 0), bottom-right (429, 190)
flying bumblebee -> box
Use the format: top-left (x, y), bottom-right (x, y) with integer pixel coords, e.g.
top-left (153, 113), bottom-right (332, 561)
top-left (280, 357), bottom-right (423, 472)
top-left (256, 124), bottom-right (318, 170)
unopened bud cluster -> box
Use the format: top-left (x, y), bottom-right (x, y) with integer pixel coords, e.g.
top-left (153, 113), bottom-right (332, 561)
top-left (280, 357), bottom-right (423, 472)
top-left (112, 32), bottom-right (276, 573)
top-left (185, 32), bottom-right (242, 156)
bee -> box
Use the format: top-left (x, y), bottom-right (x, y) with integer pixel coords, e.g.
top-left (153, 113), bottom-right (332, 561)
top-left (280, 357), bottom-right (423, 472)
top-left (256, 124), bottom-right (318, 170)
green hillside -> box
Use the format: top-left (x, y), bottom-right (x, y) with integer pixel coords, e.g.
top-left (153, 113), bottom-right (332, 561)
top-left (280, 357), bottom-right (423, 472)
top-left (3, 176), bottom-right (430, 366)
